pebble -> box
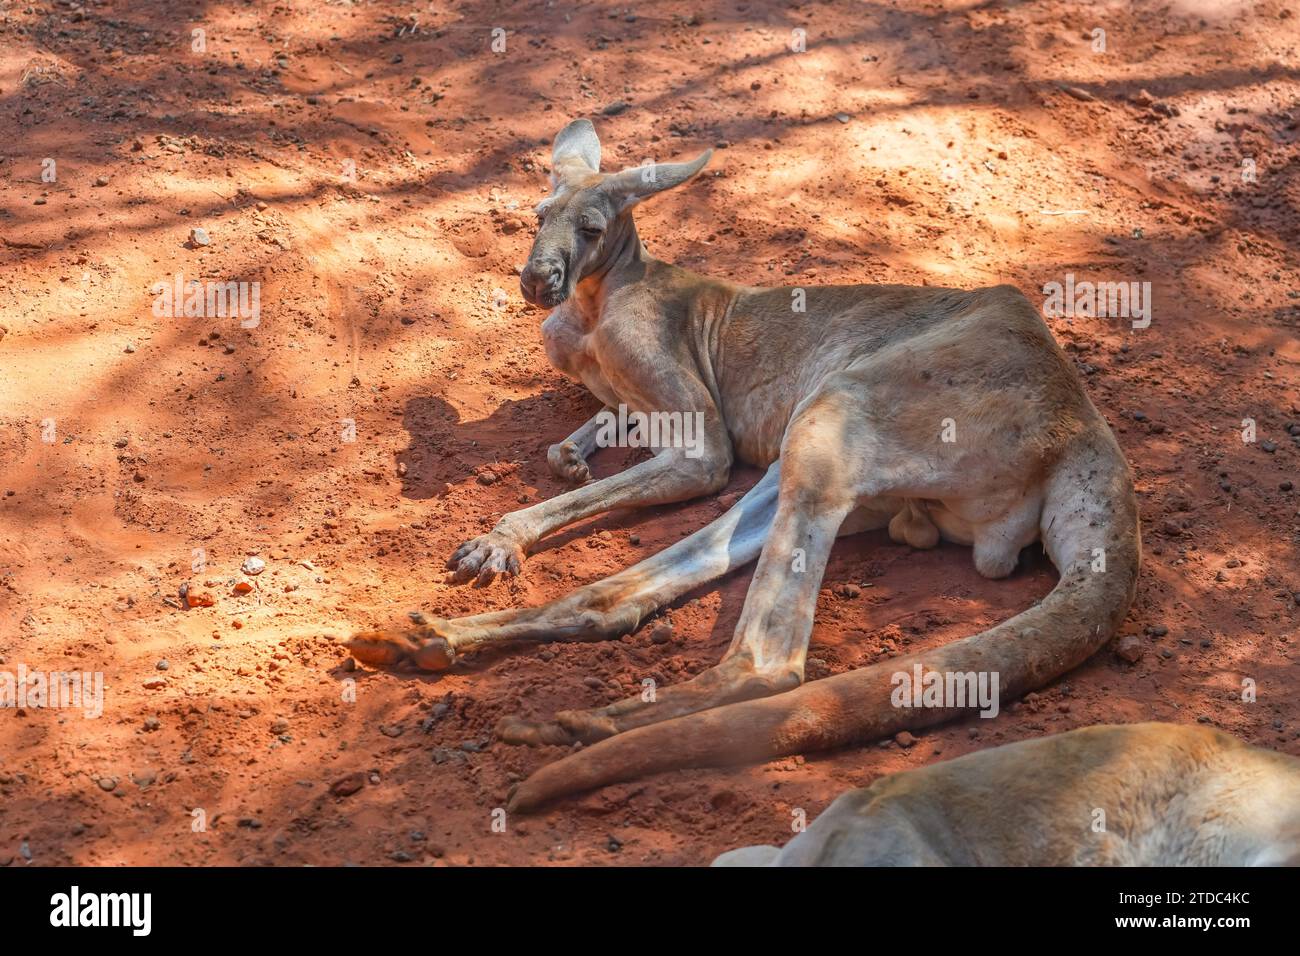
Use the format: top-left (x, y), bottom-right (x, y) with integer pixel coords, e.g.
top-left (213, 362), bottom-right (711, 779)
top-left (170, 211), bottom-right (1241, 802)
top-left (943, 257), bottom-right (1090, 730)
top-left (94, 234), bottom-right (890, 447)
top-left (271, 717), bottom-right (290, 734)
top-left (189, 227), bottom-right (210, 246)
top-left (142, 677), bottom-right (167, 690)
top-left (1261, 440), bottom-right (1277, 453)
top-left (94, 175), bottom-right (109, 187)
top-left (143, 716), bottom-right (160, 731)
top-left (1115, 634), bottom-right (1144, 662)
top-left (97, 777), bottom-right (117, 792)
top-left (329, 772), bottom-right (366, 797)
top-left (241, 556), bottom-right (266, 576)
top-left (894, 731), bottom-right (917, 748)
top-left (156, 659), bottom-right (169, 670)
top-left (648, 622), bottom-right (673, 644)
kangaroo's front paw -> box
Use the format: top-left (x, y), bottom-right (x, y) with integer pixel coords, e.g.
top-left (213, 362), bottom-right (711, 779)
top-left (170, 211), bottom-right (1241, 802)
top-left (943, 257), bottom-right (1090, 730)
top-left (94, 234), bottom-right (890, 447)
top-left (447, 531), bottom-right (524, 585)
top-left (346, 625), bottom-right (456, 671)
top-left (547, 439), bottom-right (592, 484)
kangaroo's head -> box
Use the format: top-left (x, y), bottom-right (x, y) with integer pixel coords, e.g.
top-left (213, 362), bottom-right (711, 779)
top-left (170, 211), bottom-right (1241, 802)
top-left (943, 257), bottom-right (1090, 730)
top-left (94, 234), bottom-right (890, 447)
top-left (520, 119), bottom-right (712, 308)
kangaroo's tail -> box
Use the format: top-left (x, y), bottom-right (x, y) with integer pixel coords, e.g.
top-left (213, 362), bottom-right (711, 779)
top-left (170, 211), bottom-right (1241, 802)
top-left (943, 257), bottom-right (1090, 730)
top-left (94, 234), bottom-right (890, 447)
top-left (508, 426), bottom-right (1140, 812)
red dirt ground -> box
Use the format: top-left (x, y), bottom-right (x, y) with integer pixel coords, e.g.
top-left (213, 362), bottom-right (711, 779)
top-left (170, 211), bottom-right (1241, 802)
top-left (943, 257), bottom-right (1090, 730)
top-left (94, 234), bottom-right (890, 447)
top-left (1, 0), bottom-right (1299, 866)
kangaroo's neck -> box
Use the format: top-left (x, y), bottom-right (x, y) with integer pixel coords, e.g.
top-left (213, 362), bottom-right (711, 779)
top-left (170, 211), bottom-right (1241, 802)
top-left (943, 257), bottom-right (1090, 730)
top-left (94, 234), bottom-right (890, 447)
top-left (571, 213), bottom-right (650, 326)
top-left (569, 214), bottom-right (739, 410)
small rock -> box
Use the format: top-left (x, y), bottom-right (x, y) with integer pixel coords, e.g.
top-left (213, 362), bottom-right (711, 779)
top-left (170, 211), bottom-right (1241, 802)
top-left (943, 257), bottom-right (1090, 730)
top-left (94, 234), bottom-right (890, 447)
top-left (1115, 634), bottom-right (1144, 662)
top-left (185, 590), bottom-right (215, 608)
top-left (97, 777), bottom-right (117, 792)
top-left (601, 100), bottom-right (629, 116)
top-left (242, 556), bottom-right (266, 576)
top-left (330, 772), bottom-right (366, 797)
top-left (189, 227), bottom-right (210, 246)
top-left (142, 677), bottom-right (167, 690)
top-left (648, 622), bottom-right (673, 644)
top-left (894, 731), bottom-right (917, 748)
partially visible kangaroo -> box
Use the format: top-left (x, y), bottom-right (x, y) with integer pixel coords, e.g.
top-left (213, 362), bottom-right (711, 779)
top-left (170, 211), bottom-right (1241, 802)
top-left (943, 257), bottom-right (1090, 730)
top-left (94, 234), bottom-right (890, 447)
top-left (712, 723), bottom-right (1300, 866)
top-left (347, 119), bottom-right (1141, 812)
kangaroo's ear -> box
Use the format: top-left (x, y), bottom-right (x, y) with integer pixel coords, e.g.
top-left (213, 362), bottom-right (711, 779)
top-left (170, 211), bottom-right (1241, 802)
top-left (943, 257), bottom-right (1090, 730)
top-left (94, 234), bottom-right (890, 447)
top-left (602, 150), bottom-right (713, 210)
top-left (551, 119), bottom-right (601, 183)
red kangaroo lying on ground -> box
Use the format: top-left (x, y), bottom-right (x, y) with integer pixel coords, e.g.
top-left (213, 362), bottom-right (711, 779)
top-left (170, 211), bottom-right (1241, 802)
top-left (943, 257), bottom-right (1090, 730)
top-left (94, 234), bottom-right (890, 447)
top-left (713, 724), bottom-right (1300, 867)
top-left (348, 119), bottom-right (1141, 812)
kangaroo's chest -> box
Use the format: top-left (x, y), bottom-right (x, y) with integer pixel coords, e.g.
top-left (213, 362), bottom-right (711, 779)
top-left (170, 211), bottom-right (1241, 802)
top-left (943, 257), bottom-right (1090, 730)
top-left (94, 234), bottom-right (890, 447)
top-left (541, 305), bottom-right (621, 407)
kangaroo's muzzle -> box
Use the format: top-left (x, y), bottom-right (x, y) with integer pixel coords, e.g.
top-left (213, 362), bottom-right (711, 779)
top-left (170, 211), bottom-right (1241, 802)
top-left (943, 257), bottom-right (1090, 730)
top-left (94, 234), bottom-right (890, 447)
top-left (520, 258), bottom-right (567, 308)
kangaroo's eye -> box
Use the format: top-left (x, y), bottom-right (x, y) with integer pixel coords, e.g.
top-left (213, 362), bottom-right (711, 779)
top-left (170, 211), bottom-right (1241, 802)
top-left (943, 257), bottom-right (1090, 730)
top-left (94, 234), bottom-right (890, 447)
top-left (579, 225), bottom-right (604, 239)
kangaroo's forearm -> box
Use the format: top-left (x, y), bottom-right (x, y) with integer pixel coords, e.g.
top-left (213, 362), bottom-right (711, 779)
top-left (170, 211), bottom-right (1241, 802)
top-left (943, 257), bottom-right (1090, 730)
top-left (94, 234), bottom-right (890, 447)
top-left (502, 448), bottom-right (730, 549)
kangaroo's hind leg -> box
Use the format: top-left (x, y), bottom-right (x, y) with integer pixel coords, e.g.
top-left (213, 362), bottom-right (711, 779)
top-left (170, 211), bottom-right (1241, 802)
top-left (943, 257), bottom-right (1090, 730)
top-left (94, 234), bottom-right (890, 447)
top-left (500, 394), bottom-right (880, 745)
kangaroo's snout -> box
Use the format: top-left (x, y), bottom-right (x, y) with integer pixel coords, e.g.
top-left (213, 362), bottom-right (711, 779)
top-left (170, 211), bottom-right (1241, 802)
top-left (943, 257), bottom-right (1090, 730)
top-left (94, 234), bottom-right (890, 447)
top-left (520, 257), bottom-right (567, 308)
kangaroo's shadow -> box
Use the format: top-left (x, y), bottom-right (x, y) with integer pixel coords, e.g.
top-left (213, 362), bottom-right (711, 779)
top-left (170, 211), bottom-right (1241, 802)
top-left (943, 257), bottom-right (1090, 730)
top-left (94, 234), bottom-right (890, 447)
top-left (396, 389), bottom-right (598, 500)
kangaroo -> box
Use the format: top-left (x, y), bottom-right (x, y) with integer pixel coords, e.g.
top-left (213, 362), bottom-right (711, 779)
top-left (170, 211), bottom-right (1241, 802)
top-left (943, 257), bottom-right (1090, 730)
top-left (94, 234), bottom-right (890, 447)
top-left (347, 119), bottom-right (1141, 812)
top-left (712, 723), bottom-right (1300, 866)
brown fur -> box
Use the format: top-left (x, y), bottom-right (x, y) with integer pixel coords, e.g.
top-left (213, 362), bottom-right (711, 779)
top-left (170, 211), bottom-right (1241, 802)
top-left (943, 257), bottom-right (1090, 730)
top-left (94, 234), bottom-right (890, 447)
top-left (713, 724), bottom-right (1300, 866)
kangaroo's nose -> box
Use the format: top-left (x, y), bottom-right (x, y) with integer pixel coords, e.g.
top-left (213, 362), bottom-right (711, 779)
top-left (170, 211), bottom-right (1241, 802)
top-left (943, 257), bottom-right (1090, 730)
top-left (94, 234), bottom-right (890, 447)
top-left (521, 259), bottom-right (565, 303)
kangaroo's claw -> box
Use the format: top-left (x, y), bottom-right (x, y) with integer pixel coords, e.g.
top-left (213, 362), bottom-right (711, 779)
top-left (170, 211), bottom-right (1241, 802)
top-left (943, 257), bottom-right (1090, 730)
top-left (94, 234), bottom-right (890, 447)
top-left (447, 532), bottom-right (524, 585)
top-left (547, 439), bottom-right (592, 484)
